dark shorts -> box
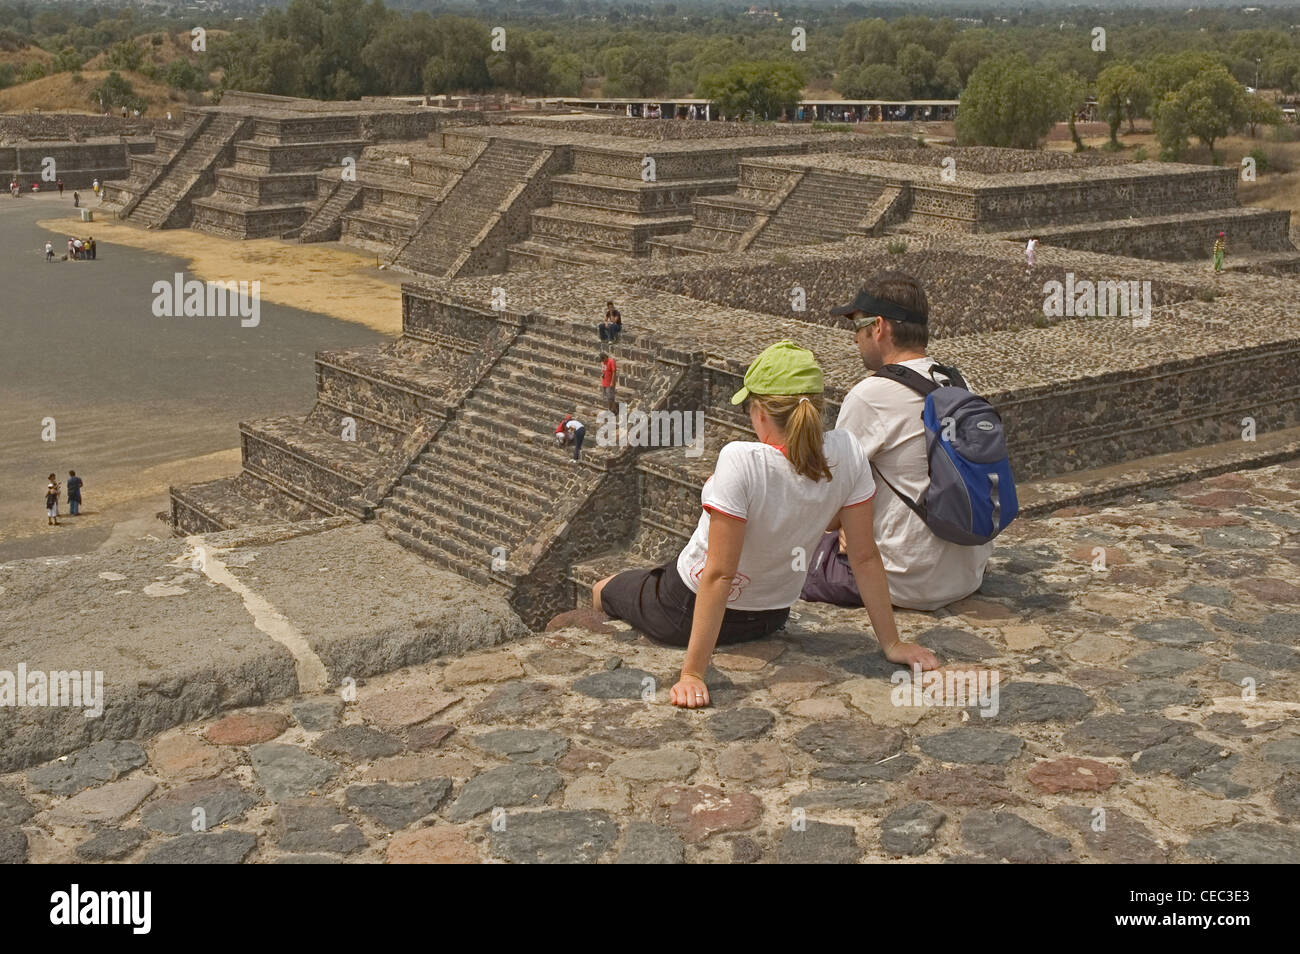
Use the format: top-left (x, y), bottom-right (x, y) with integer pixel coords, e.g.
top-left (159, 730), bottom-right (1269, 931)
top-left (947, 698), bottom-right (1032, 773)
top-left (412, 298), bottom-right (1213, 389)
top-left (600, 561), bottom-right (789, 648)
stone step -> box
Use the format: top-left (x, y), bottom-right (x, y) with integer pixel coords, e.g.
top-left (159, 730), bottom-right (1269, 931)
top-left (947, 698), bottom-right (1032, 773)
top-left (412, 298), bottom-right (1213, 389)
top-left (385, 494), bottom-right (522, 567)
top-left (390, 481), bottom-right (534, 542)
top-left (508, 239), bottom-right (630, 270)
top-left (380, 522), bottom-right (501, 589)
top-left (417, 436), bottom-right (578, 492)
top-left (412, 455), bottom-right (553, 512)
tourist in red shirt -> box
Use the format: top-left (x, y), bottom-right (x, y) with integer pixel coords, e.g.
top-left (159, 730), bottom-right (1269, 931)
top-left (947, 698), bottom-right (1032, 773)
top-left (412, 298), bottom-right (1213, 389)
top-left (600, 352), bottom-right (617, 411)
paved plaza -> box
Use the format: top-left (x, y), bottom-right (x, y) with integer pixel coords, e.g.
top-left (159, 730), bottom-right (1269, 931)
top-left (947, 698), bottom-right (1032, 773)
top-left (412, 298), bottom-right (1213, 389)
top-left (3, 462), bottom-right (1298, 864)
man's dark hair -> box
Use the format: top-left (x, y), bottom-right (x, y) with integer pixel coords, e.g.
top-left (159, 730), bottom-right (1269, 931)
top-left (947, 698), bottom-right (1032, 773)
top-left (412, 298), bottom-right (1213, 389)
top-left (865, 270), bottom-right (929, 351)
top-left (68, 470), bottom-right (75, 476)
top-left (599, 352), bottom-right (609, 362)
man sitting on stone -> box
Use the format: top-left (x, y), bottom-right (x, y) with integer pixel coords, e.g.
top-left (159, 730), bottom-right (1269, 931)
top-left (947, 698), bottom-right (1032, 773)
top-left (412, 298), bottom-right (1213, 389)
top-left (800, 271), bottom-right (994, 611)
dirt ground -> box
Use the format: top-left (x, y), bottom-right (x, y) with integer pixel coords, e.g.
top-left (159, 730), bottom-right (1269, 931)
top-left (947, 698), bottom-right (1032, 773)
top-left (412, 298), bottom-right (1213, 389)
top-left (0, 198), bottom-right (395, 560)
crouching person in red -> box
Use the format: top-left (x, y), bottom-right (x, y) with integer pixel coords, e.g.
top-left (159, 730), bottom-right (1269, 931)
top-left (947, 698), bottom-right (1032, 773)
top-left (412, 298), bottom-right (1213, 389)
top-left (592, 341), bottom-right (939, 708)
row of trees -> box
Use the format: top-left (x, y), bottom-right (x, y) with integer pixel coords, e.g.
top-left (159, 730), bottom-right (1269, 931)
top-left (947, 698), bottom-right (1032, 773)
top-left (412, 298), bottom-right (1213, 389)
top-left (955, 50), bottom-right (1286, 157)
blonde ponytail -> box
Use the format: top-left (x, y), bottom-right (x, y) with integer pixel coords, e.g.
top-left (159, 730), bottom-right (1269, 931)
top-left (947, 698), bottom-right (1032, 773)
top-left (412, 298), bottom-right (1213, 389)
top-left (751, 393), bottom-right (832, 482)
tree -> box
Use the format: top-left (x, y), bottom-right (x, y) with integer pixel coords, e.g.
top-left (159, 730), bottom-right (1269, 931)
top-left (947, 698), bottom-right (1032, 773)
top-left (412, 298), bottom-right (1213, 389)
top-left (955, 55), bottom-right (1071, 149)
top-left (697, 60), bottom-right (804, 122)
top-left (422, 16), bottom-right (491, 94)
top-left (362, 11), bottom-right (438, 95)
top-left (1153, 67), bottom-right (1248, 159)
top-left (941, 29), bottom-right (999, 89)
top-left (601, 43), bottom-right (667, 98)
top-left (1097, 63), bottom-right (1150, 144)
top-left (1243, 93), bottom-right (1283, 138)
top-left (838, 18), bottom-right (895, 72)
top-left (895, 42), bottom-right (935, 98)
top-left (839, 62), bottom-right (910, 101)
top-left (89, 70), bottom-right (134, 110)
top-left (1145, 51), bottom-right (1226, 102)
top-left (106, 38), bottom-right (142, 71)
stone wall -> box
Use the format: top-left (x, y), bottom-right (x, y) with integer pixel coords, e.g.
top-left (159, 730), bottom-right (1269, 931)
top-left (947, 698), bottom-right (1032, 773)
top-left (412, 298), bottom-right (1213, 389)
top-left (636, 247), bottom-right (1203, 338)
top-left (0, 140), bottom-right (152, 188)
top-left (0, 114), bottom-right (157, 143)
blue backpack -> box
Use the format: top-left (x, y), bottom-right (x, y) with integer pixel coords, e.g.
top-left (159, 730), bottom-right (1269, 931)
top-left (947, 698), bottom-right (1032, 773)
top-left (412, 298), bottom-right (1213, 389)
top-left (870, 363), bottom-right (1018, 546)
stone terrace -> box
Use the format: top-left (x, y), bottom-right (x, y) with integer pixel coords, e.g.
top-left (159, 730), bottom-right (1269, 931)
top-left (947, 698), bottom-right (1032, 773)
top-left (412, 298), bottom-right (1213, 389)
top-left (169, 230), bottom-right (1300, 629)
top-left (6, 462), bottom-right (1300, 863)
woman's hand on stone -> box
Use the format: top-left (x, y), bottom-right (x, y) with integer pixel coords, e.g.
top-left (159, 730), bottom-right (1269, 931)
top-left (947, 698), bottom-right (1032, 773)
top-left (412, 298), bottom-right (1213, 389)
top-left (670, 674), bottom-right (711, 709)
top-left (884, 640), bottom-right (941, 671)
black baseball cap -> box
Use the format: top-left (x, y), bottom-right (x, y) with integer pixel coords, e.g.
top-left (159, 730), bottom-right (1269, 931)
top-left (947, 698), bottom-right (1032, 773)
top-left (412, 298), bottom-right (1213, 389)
top-left (831, 289), bottom-right (927, 326)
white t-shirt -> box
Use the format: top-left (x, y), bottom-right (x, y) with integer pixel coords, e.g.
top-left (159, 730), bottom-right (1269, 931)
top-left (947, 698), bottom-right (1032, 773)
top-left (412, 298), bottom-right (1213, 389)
top-left (564, 419), bottom-right (583, 435)
top-left (837, 357), bottom-right (994, 611)
top-left (676, 429), bottom-right (876, 611)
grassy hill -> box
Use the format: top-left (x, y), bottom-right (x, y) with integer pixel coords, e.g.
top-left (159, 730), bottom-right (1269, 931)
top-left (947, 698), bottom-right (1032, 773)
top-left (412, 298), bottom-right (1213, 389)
top-left (0, 69), bottom-right (204, 115)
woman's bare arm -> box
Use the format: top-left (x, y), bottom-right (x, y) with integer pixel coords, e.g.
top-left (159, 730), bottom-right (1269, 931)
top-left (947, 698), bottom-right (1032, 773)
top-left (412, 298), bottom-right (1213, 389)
top-left (673, 510), bottom-right (746, 708)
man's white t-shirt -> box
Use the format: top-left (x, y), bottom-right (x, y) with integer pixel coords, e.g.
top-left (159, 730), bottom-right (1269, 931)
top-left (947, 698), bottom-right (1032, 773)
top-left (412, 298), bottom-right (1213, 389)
top-left (676, 429), bottom-right (876, 611)
top-left (837, 357), bottom-right (994, 611)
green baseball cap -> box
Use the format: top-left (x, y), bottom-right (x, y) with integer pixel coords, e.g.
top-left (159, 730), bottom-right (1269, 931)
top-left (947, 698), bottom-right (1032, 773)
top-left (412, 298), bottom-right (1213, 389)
top-left (730, 341), bottom-right (824, 405)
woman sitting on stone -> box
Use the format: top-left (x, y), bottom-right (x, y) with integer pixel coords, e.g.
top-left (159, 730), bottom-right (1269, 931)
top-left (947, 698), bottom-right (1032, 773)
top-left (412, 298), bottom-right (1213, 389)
top-left (593, 341), bottom-right (939, 708)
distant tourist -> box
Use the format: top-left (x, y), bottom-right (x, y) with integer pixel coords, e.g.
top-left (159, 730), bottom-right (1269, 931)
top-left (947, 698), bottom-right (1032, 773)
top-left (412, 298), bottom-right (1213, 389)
top-left (44, 241), bottom-right (53, 262)
top-left (598, 301), bottom-right (622, 343)
top-left (92, 178), bottom-right (100, 197)
top-left (73, 191), bottom-right (79, 208)
top-left (56, 178), bottom-right (64, 196)
top-left (1025, 236), bottom-right (1038, 270)
top-left (562, 415), bottom-right (585, 462)
top-left (9, 179), bottom-right (17, 197)
top-left (599, 352), bottom-right (617, 412)
top-left (1213, 232), bottom-right (1226, 272)
top-left (66, 470), bottom-right (83, 516)
top-left (87, 236), bottom-right (95, 260)
top-left (67, 238), bottom-right (75, 258)
top-left (592, 341), bottom-right (940, 709)
top-left (31, 181), bottom-right (38, 193)
top-left (799, 272), bottom-right (1005, 612)
top-left (45, 474), bottom-right (60, 526)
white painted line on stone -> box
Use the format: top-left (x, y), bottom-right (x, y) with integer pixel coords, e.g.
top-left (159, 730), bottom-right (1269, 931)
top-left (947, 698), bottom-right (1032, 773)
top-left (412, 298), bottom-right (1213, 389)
top-left (183, 535), bottom-right (328, 692)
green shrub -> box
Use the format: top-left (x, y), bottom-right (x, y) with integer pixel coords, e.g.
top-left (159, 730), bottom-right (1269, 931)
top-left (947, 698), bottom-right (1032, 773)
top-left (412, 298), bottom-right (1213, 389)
top-left (1133, 146), bottom-right (1149, 161)
top-left (887, 239), bottom-right (908, 254)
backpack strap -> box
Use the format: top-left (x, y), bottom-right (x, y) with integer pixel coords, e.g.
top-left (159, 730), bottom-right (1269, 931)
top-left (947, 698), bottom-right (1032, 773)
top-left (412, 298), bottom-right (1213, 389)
top-left (869, 461), bottom-right (929, 523)
top-left (875, 364), bottom-right (940, 396)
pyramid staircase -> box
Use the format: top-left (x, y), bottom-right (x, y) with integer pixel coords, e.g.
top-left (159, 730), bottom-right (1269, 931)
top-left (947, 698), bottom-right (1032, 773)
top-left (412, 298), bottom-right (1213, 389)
top-left (104, 112), bottom-right (252, 228)
top-left (376, 312), bottom-right (696, 624)
top-left (390, 136), bottom-right (556, 278)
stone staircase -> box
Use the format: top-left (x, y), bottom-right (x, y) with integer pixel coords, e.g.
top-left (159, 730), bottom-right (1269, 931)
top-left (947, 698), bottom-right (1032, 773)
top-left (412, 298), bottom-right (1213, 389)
top-left (392, 137), bottom-right (550, 278)
top-left (116, 112), bottom-right (250, 228)
top-left (750, 168), bottom-right (888, 250)
top-left (377, 316), bottom-right (666, 593)
top-left (167, 296), bottom-right (504, 535)
top-left (298, 178), bottom-right (362, 243)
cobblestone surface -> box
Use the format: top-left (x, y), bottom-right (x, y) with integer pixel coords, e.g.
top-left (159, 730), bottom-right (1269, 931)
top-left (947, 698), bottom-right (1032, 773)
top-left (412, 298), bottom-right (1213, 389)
top-left (4, 463), bottom-right (1298, 863)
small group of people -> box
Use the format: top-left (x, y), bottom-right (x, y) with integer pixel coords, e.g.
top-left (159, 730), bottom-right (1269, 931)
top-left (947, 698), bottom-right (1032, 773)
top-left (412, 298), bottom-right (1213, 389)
top-left (44, 471), bottom-right (85, 525)
top-left (593, 270), bottom-right (1014, 708)
top-left (49, 236), bottom-right (95, 261)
